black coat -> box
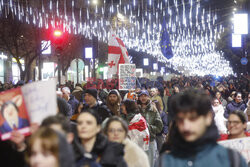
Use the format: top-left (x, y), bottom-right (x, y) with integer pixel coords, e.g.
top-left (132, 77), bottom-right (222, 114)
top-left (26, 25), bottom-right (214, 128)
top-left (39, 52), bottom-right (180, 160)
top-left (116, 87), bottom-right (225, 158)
top-left (83, 103), bottom-right (112, 123)
top-left (73, 133), bottom-right (127, 167)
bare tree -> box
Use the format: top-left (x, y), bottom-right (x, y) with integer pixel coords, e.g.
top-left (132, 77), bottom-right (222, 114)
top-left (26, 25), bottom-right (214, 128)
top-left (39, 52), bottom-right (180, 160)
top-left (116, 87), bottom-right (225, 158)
top-left (0, 16), bottom-right (50, 81)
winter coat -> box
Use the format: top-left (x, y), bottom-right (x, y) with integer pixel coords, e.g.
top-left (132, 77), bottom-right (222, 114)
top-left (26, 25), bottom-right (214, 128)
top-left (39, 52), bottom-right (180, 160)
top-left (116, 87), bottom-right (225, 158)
top-left (151, 95), bottom-right (164, 111)
top-left (157, 110), bottom-right (168, 136)
top-left (212, 105), bottom-right (227, 134)
top-left (157, 122), bottom-right (248, 167)
top-left (224, 101), bottom-right (247, 118)
top-left (68, 94), bottom-right (79, 115)
top-left (122, 138), bottom-right (150, 167)
top-left (138, 102), bottom-right (163, 141)
top-left (74, 133), bottom-right (127, 167)
top-left (157, 143), bottom-right (247, 167)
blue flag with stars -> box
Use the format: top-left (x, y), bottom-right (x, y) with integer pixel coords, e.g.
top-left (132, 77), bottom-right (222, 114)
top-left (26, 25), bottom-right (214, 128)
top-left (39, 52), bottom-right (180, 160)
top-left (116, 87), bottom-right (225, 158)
top-left (160, 18), bottom-right (173, 59)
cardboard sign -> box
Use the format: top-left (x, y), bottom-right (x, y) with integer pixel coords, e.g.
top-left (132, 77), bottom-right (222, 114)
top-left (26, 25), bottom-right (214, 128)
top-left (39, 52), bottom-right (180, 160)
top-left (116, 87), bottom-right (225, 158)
top-left (21, 79), bottom-right (57, 124)
top-left (219, 137), bottom-right (250, 162)
top-left (0, 79), bottom-right (57, 140)
top-left (118, 64), bottom-right (136, 90)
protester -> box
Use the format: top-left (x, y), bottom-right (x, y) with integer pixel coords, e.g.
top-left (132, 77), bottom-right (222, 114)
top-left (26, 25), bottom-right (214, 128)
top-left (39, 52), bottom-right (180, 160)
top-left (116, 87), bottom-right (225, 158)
top-left (150, 88), bottom-right (164, 111)
top-left (219, 110), bottom-right (250, 140)
top-left (41, 114), bottom-right (74, 143)
top-left (26, 127), bottom-right (75, 167)
top-left (212, 98), bottom-right (227, 134)
top-left (137, 90), bottom-right (163, 167)
top-left (215, 91), bottom-right (227, 108)
top-left (106, 89), bottom-right (122, 116)
top-left (121, 99), bottom-right (150, 151)
top-left (73, 109), bottom-right (127, 167)
top-left (83, 89), bottom-right (111, 123)
top-left (62, 87), bottom-right (79, 115)
top-left (103, 116), bottom-right (150, 167)
top-left (157, 89), bottom-right (248, 167)
top-left (224, 92), bottom-right (247, 118)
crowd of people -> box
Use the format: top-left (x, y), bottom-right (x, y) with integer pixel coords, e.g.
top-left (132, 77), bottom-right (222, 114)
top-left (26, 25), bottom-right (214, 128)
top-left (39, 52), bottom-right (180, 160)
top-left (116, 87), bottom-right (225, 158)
top-left (0, 74), bottom-right (250, 167)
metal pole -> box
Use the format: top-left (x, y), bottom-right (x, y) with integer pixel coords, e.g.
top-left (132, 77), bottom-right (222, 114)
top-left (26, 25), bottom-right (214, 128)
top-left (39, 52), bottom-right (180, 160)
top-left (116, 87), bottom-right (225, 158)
top-left (77, 58), bottom-right (79, 83)
top-left (57, 52), bottom-right (61, 86)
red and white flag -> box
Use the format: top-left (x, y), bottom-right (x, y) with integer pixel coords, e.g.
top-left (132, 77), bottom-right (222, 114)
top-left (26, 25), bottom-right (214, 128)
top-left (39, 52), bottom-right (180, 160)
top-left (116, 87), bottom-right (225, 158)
top-left (107, 32), bottom-right (130, 79)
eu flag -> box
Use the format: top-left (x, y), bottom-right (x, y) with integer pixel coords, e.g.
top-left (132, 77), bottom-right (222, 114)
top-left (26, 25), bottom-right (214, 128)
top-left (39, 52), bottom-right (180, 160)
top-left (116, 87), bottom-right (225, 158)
top-left (160, 18), bottom-right (173, 59)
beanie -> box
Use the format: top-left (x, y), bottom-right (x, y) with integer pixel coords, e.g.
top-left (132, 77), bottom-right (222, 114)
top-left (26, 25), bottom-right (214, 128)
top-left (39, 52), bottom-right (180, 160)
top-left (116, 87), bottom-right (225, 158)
top-left (85, 89), bottom-right (98, 100)
top-left (109, 89), bottom-right (119, 96)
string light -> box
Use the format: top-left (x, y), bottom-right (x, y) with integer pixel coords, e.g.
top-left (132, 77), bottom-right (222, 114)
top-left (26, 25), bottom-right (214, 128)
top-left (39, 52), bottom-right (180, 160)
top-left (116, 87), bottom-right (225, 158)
top-left (0, 0), bottom-right (233, 76)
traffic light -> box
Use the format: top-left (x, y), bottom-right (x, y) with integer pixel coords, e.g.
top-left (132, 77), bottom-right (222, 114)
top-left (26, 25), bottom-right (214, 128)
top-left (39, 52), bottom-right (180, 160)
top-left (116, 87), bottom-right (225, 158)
top-left (51, 29), bottom-right (64, 45)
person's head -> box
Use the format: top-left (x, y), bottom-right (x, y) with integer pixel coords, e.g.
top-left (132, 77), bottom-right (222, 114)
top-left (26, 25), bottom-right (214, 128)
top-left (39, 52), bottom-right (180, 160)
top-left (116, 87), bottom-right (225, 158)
top-left (234, 92), bottom-right (242, 103)
top-left (227, 110), bottom-right (247, 138)
top-left (173, 85), bottom-right (180, 93)
top-left (41, 114), bottom-right (74, 143)
top-left (107, 89), bottom-right (121, 105)
top-left (215, 91), bottom-right (221, 99)
top-left (138, 90), bottom-right (150, 104)
top-left (61, 87), bottom-right (71, 101)
top-left (26, 127), bottom-right (74, 167)
top-left (171, 89), bottom-right (213, 142)
top-left (84, 89), bottom-right (97, 107)
top-left (103, 116), bottom-right (128, 143)
top-left (56, 97), bottom-right (72, 117)
top-left (121, 99), bottom-right (139, 115)
top-left (1, 101), bottom-right (19, 120)
top-left (150, 88), bottom-right (158, 97)
top-left (76, 109), bottom-right (101, 142)
top-left (212, 98), bottom-right (220, 107)
top-left (26, 127), bottom-right (59, 167)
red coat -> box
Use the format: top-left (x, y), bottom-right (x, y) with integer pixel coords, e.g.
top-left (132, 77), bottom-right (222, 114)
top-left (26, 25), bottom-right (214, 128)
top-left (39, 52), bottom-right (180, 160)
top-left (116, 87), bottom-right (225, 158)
top-left (218, 132), bottom-right (250, 141)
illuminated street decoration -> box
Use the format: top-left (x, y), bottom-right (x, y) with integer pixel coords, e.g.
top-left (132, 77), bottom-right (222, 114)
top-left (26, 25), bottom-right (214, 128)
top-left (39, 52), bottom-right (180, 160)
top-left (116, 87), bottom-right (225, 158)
top-left (0, 0), bottom-right (233, 76)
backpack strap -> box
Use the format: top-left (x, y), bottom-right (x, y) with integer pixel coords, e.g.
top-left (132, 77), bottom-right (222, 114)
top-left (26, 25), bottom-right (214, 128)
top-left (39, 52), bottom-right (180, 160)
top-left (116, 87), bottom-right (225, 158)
top-left (227, 148), bottom-right (241, 167)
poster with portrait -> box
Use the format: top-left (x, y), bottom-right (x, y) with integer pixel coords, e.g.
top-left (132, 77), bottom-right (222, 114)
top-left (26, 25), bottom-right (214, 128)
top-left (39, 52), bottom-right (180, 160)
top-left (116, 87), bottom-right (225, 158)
top-left (0, 88), bottom-right (30, 141)
top-left (118, 64), bottom-right (136, 90)
top-left (0, 79), bottom-right (57, 141)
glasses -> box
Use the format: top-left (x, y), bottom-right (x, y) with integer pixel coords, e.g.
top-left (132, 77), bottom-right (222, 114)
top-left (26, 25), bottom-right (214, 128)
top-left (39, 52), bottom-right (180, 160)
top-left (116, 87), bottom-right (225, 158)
top-left (227, 121), bottom-right (242, 126)
top-left (108, 128), bottom-right (125, 134)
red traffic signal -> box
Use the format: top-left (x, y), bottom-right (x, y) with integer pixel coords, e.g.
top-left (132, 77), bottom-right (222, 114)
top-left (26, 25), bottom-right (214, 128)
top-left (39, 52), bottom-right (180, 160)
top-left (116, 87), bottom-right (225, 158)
top-left (53, 30), bottom-right (63, 37)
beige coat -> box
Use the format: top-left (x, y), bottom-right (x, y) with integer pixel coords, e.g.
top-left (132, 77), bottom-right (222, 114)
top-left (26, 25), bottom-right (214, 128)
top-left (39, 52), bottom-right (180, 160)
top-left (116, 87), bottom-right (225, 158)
top-left (123, 138), bottom-right (150, 167)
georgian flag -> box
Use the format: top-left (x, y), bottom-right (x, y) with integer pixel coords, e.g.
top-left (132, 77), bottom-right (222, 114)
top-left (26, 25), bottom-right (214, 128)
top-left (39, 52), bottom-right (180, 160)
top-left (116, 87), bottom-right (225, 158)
top-left (107, 32), bottom-right (130, 79)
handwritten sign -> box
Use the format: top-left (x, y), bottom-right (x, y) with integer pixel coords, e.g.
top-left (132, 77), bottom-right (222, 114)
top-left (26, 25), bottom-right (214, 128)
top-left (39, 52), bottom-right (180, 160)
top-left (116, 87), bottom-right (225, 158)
top-left (22, 79), bottom-right (57, 124)
top-left (118, 64), bottom-right (136, 90)
top-left (219, 137), bottom-right (250, 162)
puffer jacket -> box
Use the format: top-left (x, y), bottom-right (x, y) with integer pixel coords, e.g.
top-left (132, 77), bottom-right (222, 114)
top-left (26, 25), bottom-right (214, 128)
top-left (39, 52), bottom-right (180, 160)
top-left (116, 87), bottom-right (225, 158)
top-left (224, 101), bottom-right (247, 118)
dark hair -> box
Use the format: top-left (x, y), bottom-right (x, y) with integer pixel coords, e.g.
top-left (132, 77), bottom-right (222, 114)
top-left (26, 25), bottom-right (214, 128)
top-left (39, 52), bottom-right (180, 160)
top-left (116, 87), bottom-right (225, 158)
top-left (170, 88), bottom-right (212, 117)
top-left (234, 92), bottom-right (242, 98)
top-left (229, 110), bottom-right (247, 124)
top-left (1, 101), bottom-right (19, 117)
top-left (41, 114), bottom-right (71, 133)
top-left (121, 99), bottom-right (139, 114)
top-left (79, 109), bottom-right (102, 125)
top-left (103, 116), bottom-right (128, 136)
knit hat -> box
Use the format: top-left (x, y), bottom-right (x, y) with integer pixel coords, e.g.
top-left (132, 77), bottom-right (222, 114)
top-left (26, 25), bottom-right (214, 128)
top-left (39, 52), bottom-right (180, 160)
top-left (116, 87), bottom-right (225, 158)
top-left (109, 89), bottom-right (119, 96)
top-left (85, 89), bottom-right (98, 99)
top-left (139, 90), bottom-right (149, 97)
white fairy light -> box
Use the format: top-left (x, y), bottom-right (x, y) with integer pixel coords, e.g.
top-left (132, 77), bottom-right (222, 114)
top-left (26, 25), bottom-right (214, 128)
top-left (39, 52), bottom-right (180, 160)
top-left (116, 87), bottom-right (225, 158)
top-left (0, 0), bottom-right (233, 76)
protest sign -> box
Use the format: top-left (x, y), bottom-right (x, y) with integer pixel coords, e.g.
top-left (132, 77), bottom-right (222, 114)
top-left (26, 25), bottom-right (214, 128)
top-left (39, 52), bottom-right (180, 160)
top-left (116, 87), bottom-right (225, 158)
top-left (21, 79), bottom-right (57, 124)
top-left (219, 137), bottom-right (250, 162)
top-left (0, 79), bottom-right (57, 140)
top-left (118, 64), bottom-right (136, 90)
